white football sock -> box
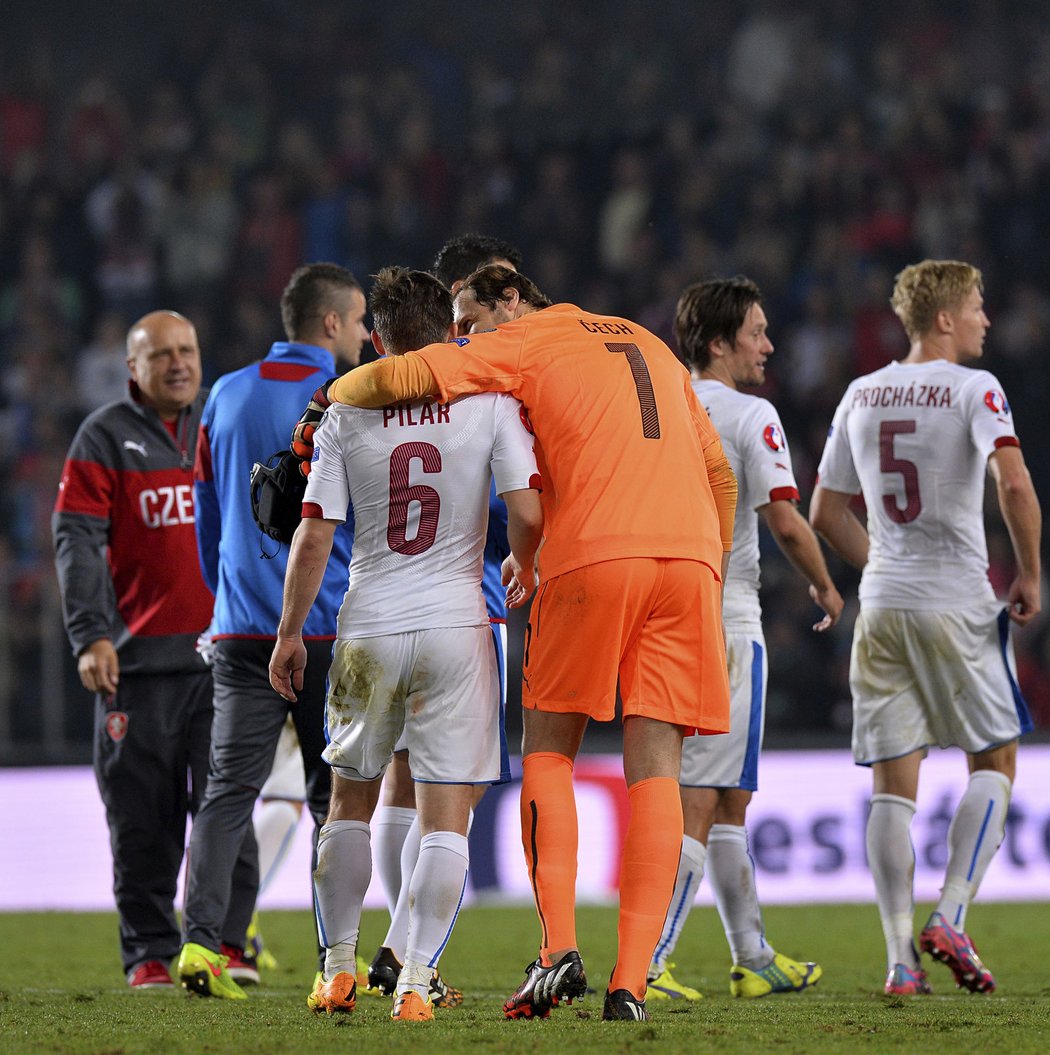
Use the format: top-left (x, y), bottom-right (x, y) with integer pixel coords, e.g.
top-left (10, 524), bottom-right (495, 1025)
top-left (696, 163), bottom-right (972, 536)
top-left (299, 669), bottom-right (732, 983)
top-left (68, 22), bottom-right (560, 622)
top-left (649, 834), bottom-right (707, 976)
top-left (867, 794), bottom-right (918, 970)
top-left (313, 819), bottom-right (371, 979)
top-left (382, 814), bottom-right (422, 962)
top-left (935, 770), bottom-right (1011, 931)
top-left (708, 824), bottom-right (773, 970)
top-left (255, 799), bottom-right (301, 896)
top-left (372, 806), bottom-right (417, 914)
top-left (400, 831), bottom-right (469, 998)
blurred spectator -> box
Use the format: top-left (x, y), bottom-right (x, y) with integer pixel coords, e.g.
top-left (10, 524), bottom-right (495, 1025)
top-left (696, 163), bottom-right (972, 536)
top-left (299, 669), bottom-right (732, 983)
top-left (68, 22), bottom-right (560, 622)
top-left (74, 311), bottom-right (129, 414)
top-left (159, 160), bottom-right (237, 307)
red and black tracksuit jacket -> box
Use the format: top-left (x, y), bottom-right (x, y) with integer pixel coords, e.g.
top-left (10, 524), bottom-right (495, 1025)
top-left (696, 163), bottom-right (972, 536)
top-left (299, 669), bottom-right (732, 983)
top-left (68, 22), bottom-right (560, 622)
top-left (52, 387), bottom-right (214, 674)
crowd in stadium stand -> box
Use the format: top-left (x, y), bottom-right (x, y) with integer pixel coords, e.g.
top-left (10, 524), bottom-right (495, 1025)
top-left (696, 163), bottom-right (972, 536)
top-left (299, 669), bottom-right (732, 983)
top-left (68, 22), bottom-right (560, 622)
top-left (2, 0), bottom-right (1049, 753)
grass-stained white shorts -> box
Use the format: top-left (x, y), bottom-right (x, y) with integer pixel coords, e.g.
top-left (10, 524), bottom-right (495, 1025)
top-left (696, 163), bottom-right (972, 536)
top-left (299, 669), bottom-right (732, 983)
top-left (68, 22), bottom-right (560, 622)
top-left (323, 625), bottom-right (501, 784)
top-left (850, 603), bottom-right (1032, 765)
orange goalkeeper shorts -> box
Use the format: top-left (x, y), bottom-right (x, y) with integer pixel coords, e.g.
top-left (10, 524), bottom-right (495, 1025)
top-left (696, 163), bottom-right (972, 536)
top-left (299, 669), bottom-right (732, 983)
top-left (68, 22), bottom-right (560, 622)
top-left (521, 557), bottom-right (730, 735)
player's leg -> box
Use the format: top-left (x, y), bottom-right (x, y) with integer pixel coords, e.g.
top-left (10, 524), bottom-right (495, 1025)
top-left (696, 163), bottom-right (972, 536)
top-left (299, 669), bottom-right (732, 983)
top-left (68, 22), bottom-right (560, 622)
top-left (311, 633), bottom-right (410, 1013)
top-left (850, 608), bottom-right (934, 994)
top-left (646, 784), bottom-right (714, 999)
top-left (502, 707), bottom-right (590, 1018)
top-left (918, 740), bottom-right (1014, 993)
top-left (374, 777), bottom-right (466, 1007)
top-left (310, 771), bottom-right (383, 1014)
top-left (911, 604), bottom-right (1030, 993)
top-left (606, 558), bottom-right (728, 1021)
top-left (868, 750), bottom-right (927, 993)
top-left (373, 752), bottom-right (417, 914)
top-left (508, 563), bottom-right (645, 1018)
top-left (391, 625), bottom-right (501, 1021)
top-left (650, 628), bottom-right (774, 999)
top-left (708, 789), bottom-right (820, 997)
top-left (368, 751), bottom-right (419, 991)
top-left (390, 781), bottom-right (473, 1022)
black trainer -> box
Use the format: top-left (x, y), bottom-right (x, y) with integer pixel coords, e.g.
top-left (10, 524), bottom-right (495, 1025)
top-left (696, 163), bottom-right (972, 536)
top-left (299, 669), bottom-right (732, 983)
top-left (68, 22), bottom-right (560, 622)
top-left (367, 946), bottom-right (402, 995)
top-left (428, 970), bottom-right (463, 1008)
top-left (602, 988), bottom-right (650, 1021)
top-left (503, 951), bottom-right (588, 1019)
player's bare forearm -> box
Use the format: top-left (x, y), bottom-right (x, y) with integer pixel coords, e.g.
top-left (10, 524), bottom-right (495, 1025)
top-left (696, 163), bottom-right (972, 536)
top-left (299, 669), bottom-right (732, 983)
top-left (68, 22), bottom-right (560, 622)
top-left (328, 353), bottom-right (439, 407)
top-left (501, 487), bottom-right (544, 607)
top-left (990, 448), bottom-right (1042, 624)
top-left (277, 518), bottom-right (337, 639)
top-left (762, 500), bottom-right (844, 630)
top-left (809, 485), bottom-right (869, 570)
top-left (991, 448), bottom-right (1042, 579)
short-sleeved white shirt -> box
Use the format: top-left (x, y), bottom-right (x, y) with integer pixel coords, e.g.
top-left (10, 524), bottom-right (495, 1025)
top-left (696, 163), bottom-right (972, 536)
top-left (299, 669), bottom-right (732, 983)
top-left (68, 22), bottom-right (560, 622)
top-left (816, 359), bottom-right (1018, 609)
top-left (304, 393), bottom-right (538, 638)
top-left (693, 379), bottom-right (800, 629)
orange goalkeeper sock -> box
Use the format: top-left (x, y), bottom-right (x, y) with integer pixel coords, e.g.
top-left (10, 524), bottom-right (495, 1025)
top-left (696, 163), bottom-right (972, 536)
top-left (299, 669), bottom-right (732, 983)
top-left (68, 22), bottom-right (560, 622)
top-left (520, 751), bottom-right (578, 964)
top-left (609, 776), bottom-right (684, 999)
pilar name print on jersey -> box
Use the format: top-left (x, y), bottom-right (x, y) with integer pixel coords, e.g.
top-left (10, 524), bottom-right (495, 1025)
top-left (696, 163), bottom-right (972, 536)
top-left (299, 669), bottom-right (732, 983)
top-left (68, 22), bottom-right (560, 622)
top-left (578, 319), bottom-right (634, 335)
top-left (851, 383), bottom-right (953, 409)
top-left (382, 402), bottom-right (451, 428)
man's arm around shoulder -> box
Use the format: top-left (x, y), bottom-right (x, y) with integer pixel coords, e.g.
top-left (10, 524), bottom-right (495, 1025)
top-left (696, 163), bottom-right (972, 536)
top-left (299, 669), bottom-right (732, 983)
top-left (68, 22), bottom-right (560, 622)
top-left (328, 354), bottom-right (439, 408)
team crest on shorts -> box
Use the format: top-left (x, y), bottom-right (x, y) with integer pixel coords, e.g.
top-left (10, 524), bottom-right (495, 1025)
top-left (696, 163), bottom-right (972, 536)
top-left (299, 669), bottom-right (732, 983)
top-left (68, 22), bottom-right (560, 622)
top-left (983, 390), bottom-right (1010, 418)
top-left (762, 423), bottom-right (786, 452)
top-left (105, 711), bottom-right (128, 742)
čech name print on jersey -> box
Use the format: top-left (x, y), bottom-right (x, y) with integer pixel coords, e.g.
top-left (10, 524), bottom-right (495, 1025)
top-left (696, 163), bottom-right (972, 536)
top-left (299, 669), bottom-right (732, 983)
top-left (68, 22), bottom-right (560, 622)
top-left (303, 393), bottom-right (538, 639)
top-left (816, 359), bottom-right (1019, 610)
top-left (693, 379), bottom-right (800, 631)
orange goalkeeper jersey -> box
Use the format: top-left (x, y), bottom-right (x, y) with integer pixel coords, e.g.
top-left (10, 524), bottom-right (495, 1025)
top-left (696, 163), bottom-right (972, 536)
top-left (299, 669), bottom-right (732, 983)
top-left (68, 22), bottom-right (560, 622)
top-left (331, 303), bottom-right (734, 582)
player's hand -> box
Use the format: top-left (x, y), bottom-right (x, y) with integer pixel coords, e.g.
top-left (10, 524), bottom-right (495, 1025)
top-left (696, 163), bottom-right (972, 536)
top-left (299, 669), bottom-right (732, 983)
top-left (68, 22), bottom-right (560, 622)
top-left (809, 582), bottom-right (844, 632)
top-left (290, 377), bottom-right (338, 475)
top-left (1007, 574), bottom-right (1041, 626)
top-left (77, 639), bottom-right (120, 696)
top-left (502, 554), bottom-right (536, 609)
top-left (269, 636), bottom-right (308, 702)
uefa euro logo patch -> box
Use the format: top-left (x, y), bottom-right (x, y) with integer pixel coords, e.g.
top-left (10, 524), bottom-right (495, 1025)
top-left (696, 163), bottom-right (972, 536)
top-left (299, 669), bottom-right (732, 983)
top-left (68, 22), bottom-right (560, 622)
top-left (984, 390), bottom-right (1010, 416)
top-left (763, 423), bottom-right (786, 452)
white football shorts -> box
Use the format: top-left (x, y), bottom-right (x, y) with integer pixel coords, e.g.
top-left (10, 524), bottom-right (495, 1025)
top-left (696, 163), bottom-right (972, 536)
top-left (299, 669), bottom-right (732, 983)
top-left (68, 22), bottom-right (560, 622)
top-left (679, 630), bottom-right (767, 791)
top-left (323, 625), bottom-right (501, 784)
top-left (259, 715), bottom-right (307, 801)
top-left (850, 602), bottom-right (1033, 764)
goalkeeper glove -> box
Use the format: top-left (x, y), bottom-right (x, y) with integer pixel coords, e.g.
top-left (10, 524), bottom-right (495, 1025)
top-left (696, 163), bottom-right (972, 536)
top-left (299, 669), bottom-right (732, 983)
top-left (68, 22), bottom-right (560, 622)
top-left (290, 376), bottom-right (337, 474)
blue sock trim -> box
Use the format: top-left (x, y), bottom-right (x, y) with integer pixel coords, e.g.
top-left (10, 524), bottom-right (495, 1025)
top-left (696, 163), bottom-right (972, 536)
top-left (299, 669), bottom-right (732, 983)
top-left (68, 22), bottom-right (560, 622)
top-left (427, 870), bottom-right (468, 968)
top-left (653, 869), bottom-right (695, 966)
top-left (965, 798), bottom-right (996, 882)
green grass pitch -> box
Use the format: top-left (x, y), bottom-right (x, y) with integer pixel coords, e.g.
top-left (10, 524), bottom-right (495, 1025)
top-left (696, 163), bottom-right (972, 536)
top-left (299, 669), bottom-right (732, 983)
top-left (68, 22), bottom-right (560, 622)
top-left (2, 903), bottom-right (1048, 1054)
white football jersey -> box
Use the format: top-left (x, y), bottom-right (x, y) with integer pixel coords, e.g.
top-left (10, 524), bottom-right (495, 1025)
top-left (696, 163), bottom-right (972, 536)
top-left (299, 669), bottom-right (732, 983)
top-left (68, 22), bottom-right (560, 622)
top-left (693, 379), bottom-right (800, 629)
top-left (817, 359), bottom-right (1018, 609)
top-left (304, 393), bottom-right (538, 637)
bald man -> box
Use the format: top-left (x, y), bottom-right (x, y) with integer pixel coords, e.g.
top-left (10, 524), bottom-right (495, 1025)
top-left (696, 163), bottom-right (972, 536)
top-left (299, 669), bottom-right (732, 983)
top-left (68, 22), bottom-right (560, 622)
top-left (54, 311), bottom-right (257, 991)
